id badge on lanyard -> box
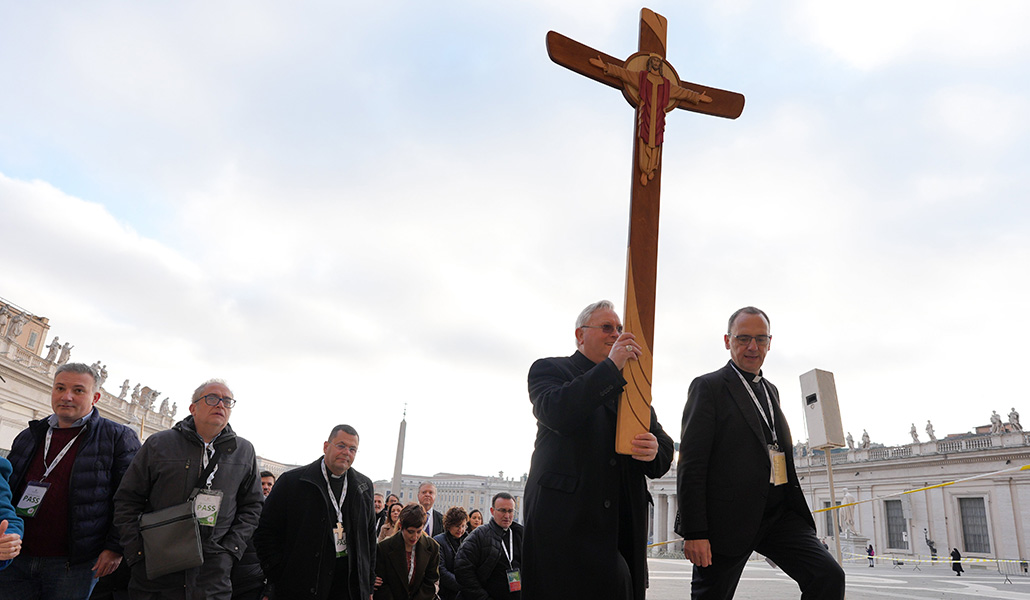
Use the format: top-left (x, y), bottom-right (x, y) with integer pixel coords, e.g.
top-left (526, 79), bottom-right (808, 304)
top-left (17, 426), bottom-right (83, 517)
top-left (16, 481), bottom-right (51, 518)
top-left (194, 488), bottom-right (224, 526)
top-left (769, 446), bottom-right (788, 486)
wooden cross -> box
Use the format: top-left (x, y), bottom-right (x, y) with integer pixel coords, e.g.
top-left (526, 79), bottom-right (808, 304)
top-left (334, 521), bottom-right (345, 540)
top-left (546, 8), bottom-right (745, 454)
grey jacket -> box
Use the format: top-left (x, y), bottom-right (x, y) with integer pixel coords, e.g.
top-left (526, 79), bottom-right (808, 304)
top-left (113, 416), bottom-right (264, 567)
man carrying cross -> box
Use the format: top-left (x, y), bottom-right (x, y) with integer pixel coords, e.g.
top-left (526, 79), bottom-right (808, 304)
top-left (255, 424), bottom-right (376, 600)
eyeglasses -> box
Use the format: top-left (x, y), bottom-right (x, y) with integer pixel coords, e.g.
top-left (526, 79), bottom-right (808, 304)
top-left (195, 394), bottom-right (236, 408)
top-left (331, 443), bottom-right (358, 454)
top-left (730, 335), bottom-right (771, 347)
top-left (493, 507), bottom-right (515, 514)
top-left (580, 323), bottom-right (623, 335)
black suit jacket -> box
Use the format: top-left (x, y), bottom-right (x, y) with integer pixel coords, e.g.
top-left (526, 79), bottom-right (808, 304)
top-left (523, 351), bottom-right (674, 600)
top-left (374, 531), bottom-right (439, 600)
top-left (675, 362), bottom-right (814, 556)
top-left (424, 509), bottom-right (444, 538)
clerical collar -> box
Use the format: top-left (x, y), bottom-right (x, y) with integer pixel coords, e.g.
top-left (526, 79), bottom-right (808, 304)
top-left (47, 408), bottom-right (94, 429)
top-left (323, 461), bottom-right (346, 479)
top-left (730, 361), bottom-right (762, 383)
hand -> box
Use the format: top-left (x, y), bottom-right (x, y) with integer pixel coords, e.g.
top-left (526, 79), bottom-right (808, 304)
top-left (682, 538), bottom-right (712, 567)
top-left (630, 432), bottom-right (658, 462)
top-left (374, 576), bottom-right (383, 589)
top-left (699, 92), bottom-right (713, 103)
top-left (0, 520), bottom-right (22, 561)
top-left (92, 549), bottom-right (122, 578)
top-left (589, 55), bottom-right (605, 70)
top-left (608, 332), bottom-right (641, 370)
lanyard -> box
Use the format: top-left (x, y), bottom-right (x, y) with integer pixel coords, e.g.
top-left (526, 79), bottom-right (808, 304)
top-left (500, 527), bottom-right (514, 567)
top-left (201, 443), bottom-right (219, 488)
top-left (321, 461), bottom-right (348, 524)
top-left (41, 427), bottom-right (84, 481)
top-left (730, 364), bottom-right (778, 446)
top-left (407, 548), bottom-right (416, 582)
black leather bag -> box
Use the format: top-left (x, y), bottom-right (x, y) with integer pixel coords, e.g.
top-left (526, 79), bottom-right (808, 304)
top-left (137, 448), bottom-right (221, 579)
top-left (139, 501), bottom-right (203, 579)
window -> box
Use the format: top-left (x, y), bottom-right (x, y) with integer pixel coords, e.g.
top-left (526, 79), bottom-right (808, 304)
top-left (885, 500), bottom-right (908, 549)
top-left (959, 497), bottom-right (991, 553)
top-left (28, 331), bottom-right (38, 348)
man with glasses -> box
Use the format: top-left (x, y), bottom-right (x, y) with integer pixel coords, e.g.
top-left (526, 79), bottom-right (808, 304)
top-left (0, 362), bottom-right (140, 599)
top-left (675, 307), bottom-right (845, 599)
top-left (114, 379), bottom-right (263, 599)
top-left (254, 424), bottom-right (376, 600)
top-left (455, 492), bottom-right (523, 599)
top-left (522, 300), bottom-right (674, 600)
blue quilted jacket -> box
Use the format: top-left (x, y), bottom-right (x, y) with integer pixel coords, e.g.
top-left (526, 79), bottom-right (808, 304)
top-left (7, 410), bottom-right (140, 565)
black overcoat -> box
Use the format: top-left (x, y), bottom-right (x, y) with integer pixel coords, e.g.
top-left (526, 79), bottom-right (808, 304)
top-left (254, 458), bottom-right (376, 600)
top-left (522, 351), bottom-right (674, 600)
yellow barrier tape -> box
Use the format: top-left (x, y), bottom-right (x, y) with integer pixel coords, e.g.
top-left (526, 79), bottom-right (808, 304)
top-left (843, 552), bottom-right (1029, 565)
top-left (812, 462), bottom-right (1030, 514)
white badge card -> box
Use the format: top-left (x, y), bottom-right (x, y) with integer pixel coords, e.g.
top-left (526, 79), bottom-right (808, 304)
top-left (16, 481), bottom-right (51, 518)
top-left (333, 523), bottom-right (348, 558)
top-left (769, 447), bottom-right (788, 486)
top-left (194, 489), bottom-right (223, 527)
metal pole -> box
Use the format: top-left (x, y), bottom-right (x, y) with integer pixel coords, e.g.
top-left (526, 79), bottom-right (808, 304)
top-left (825, 452), bottom-right (843, 564)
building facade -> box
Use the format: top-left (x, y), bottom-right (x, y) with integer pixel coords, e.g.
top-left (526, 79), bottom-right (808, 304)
top-left (649, 427), bottom-right (1030, 562)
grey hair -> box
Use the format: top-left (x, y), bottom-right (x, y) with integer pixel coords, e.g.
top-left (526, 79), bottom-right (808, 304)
top-left (191, 378), bottom-right (232, 403)
top-left (55, 363), bottom-right (99, 390)
top-left (727, 306), bottom-right (770, 334)
top-left (575, 300), bottom-right (616, 329)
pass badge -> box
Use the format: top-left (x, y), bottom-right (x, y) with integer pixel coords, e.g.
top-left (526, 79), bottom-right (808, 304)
top-left (506, 568), bottom-right (522, 592)
top-left (16, 481), bottom-right (51, 518)
top-left (334, 525), bottom-right (348, 558)
top-left (194, 489), bottom-right (223, 527)
top-left (769, 446), bottom-right (788, 486)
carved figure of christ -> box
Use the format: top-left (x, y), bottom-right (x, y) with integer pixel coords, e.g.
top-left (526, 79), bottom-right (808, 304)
top-left (546, 8), bottom-right (744, 453)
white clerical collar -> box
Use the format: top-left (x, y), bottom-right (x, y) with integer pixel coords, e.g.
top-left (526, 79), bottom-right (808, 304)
top-left (323, 460), bottom-right (346, 479)
top-left (730, 362), bottom-right (763, 383)
top-left (47, 408), bottom-right (94, 428)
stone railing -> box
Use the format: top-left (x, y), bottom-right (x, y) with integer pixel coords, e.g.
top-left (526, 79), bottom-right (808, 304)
top-left (1, 338), bottom-right (54, 375)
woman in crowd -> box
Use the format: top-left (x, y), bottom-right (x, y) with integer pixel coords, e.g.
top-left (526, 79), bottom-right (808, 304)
top-left (433, 506), bottom-right (468, 600)
top-left (378, 502), bottom-right (403, 542)
top-left (374, 503), bottom-right (439, 600)
top-left (467, 508), bottom-right (483, 532)
top-left (951, 548), bottom-right (964, 576)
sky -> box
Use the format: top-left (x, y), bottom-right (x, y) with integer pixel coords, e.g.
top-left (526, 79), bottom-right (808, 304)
top-left (2, 1), bottom-right (1029, 483)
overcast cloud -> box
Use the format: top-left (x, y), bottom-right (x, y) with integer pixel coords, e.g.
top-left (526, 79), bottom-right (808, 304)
top-left (2, 1), bottom-right (1029, 481)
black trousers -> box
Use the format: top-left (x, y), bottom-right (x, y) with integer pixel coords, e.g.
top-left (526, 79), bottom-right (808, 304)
top-left (690, 509), bottom-right (845, 600)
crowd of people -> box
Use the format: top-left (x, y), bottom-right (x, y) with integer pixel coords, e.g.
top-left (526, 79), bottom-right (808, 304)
top-left (0, 301), bottom-right (851, 599)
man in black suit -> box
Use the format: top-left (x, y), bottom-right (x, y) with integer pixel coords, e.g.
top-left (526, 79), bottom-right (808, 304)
top-left (676, 306), bottom-right (845, 599)
top-left (417, 482), bottom-right (444, 538)
top-left (522, 300), bottom-right (674, 600)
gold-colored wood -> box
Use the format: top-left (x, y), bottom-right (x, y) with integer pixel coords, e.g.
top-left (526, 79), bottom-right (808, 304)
top-left (546, 8), bottom-right (745, 454)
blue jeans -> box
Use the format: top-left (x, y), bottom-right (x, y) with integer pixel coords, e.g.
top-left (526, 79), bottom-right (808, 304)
top-left (0, 555), bottom-right (99, 600)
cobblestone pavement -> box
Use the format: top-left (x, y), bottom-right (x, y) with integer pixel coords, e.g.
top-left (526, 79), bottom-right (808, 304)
top-left (646, 557), bottom-right (1030, 599)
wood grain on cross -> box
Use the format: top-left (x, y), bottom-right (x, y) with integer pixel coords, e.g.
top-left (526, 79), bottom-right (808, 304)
top-left (546, 8), bottom-right (745, 454)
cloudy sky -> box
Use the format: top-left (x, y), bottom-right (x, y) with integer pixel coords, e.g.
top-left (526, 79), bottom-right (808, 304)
top-left (2, 1), bottom-right (1028, 483)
